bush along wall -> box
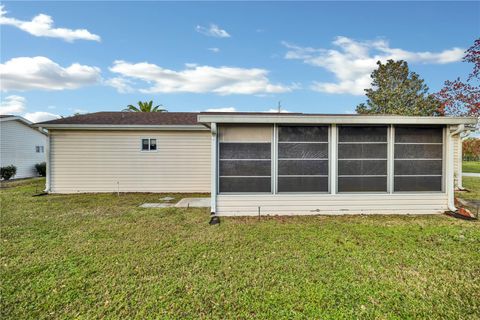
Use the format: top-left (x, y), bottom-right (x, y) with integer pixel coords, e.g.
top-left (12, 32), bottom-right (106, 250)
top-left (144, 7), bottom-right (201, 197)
top-left (1, 165), bottom-right (17, 180)
top-left (35, 162), bottom-right (47, 177)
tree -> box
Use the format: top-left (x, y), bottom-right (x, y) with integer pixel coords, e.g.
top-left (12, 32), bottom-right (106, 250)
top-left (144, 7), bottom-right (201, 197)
top-left (435, 38), bottom-right (480, 118)
top-left (123, 100), bottom-right (166, 112)
top-left (356, 60), bottom-right (442, 116)
top-left (462, 138), bottom-right (480, 161)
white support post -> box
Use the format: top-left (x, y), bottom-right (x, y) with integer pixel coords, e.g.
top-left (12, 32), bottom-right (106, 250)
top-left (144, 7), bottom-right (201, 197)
top-left (388, 125), bottom-right (395, 193)
top-left (210, 123), bottom-right (217, 214)
top-left (330, 124), bottom-right (337, 194)
top-left (272, 124), bottom-right (277, 194)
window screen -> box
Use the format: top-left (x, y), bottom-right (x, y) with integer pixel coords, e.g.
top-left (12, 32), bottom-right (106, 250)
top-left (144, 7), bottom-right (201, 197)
top-left (394, 126), bottom-right (443, 192)
top-left (277, 126), bottom-right (328, 192)
top-left (218, 125), bottom-right (272, 193)
top-left (338, 126), bottom-right (388, 192)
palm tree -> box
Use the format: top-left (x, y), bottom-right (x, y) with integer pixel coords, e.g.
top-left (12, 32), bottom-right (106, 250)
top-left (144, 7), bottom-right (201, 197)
top-left (123, 100), bottom-right (167, 112)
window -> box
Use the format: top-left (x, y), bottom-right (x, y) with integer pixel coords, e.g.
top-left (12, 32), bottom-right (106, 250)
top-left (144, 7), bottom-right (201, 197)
top-left (141, 138), bottom-right (157, 151)
top-left (337, 126), bottom-right (388, 192)
top-left (218, 125), bottom-right (272, 193)
top-left (35, 146), bottom-right (44, 153)
top-left (394, 126), bottom-right (443, 192)
top-left (277, 126), bottom-right (329, 192)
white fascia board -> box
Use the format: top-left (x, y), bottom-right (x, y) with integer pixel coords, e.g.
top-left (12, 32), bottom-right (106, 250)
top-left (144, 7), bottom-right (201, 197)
top-left (197, 114), bottom-right (478, 125)
top-left (32, 124), bottom-right (209, 131)
top-left (0, 116), bottom-right (33, 125)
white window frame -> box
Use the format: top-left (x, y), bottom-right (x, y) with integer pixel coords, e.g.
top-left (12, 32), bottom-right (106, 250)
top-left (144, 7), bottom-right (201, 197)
top-left (35, 145), bottom-right (44, 153)
top-left (140, 138), bottom-right (158, 152)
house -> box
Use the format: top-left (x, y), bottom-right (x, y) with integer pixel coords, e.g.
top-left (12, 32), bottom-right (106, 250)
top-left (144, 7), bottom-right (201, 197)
top-left (35, 112), bottom-right (476, 216)
top-left (1, 115), bottom-right (48, 179)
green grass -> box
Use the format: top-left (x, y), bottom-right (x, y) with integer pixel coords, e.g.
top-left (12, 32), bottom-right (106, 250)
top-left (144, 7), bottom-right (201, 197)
top-left (2, 179), bottom-right (479, 319)
top-left (458, 177), bottom-right (480, 201)
top-left (463, 161), bottom-right (480, 173)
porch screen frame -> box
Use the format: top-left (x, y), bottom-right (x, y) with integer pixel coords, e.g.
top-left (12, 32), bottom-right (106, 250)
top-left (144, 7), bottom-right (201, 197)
top-left (392, 125), bottom-right (445, 193)
top-left (217, 124), bottom-right (274, 194)
top-left (336, 125), bottom-right (390, 194)
top-left (275, 124), bottom-right (330, 194)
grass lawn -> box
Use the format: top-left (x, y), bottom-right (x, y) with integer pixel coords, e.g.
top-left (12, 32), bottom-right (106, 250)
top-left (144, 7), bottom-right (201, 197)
top-left (463, 161), bottom-right (480, 173)
top-left (2, 179), bottom-right (479, 319)
top-left (459, 177), bottom-right (480, 201)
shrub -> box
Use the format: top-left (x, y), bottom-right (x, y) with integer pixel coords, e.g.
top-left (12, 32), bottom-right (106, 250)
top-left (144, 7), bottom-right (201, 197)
top-left (35, 162), bottom-right (47, 177)
top-left (1, 165), bottom-right (17, 180)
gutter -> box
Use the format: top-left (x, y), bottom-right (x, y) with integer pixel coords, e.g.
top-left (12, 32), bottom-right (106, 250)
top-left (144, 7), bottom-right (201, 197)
top-left (447, 124), bottom-right (465, 212)
top-left (31, 124), bottom-right (209, 131)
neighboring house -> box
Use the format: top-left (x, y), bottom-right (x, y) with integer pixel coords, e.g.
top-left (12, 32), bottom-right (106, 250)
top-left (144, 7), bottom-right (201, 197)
top-left (35, 112), bottom-right (476, 216)
top-left (1, 115), bottom-right (48, 179)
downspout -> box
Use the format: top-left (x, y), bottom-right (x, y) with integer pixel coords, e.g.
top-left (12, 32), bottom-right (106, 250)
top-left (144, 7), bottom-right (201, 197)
top-left (209, 123), bottom-right (219, 224)
top-left (447, 124), bottom-right (464, 212)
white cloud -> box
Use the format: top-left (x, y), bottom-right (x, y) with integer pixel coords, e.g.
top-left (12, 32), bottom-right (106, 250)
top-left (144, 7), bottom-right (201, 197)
top-left (204, 107), bottom-right (237, 112)
top-left (0, 5), bottom-right (100, 42)
top-left (0, 94), bottom-right (60, 123)
top-left (108, 60), bottom-right (293, 95)
top-left (0, 95), bottom-right (26, 114)
top-left (104, 77), bottom-right (134, 94)
top-left (283, 37), bottom-right (464, 95)
top-left (208, 47), bottom-right (220, 53)
top-left (24, 111), bottom-right (60, 123)
top-left (195, 24), bottom-right (230, 38)
top-left (266, 108), bottom-right (291, 113)
top-left (0, 56), bottom-right (101, 91)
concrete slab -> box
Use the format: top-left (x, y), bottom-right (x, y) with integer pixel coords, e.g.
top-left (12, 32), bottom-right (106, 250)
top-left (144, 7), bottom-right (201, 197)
top-left (140, 203), bottom-right (174, 208)
top-left (160, 196), bottom-right (175, 202)
top-left (175, 198), bottom-right (211, 208)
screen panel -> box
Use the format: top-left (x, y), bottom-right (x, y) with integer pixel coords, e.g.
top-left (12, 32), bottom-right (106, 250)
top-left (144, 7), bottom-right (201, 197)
top-left (338, 144), bottom-right (388, 159)
top-left (278, 143), bottom-right (328, 159)
top-left (338, 177), bottom-right (387, 192)
top-left (338, 126), bottom-right (387, 142)
top-left (220, 177), bottom-right (271, 193)
top-left (278, 159), bottom-right (328, 176)
top-left (278, 177), bottom-right (328, 192)
top-left (220, 160), bottom-right (271, 176)
top-left (218, 125), bottom-right (272, 193)
top-left (278, 126), bottom-right (328, 142)
top-left (394, 176), bottom-right (442, 192)
top-left (394, 126), bottom-right (443, 192)
top-left (337, 126), bottom-right (388, 192)
top-left (277, 125), bottom-right (329, 192)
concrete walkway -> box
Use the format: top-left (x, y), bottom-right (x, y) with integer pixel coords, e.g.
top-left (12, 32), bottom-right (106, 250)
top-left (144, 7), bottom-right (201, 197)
top-left (463, 172), bottom-right (480, 177)
top-left (175, 198), bottom-right (210, 208)
top-left (140, 197), bottom-right (211, 208)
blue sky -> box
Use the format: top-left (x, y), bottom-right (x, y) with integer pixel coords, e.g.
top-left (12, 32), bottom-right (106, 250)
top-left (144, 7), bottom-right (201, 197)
top-left (1, 1), bottom-right (479, 122)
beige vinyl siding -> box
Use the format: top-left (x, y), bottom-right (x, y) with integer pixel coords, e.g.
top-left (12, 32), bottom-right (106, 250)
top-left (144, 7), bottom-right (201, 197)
top-left (50, 130), bottom-right (210, 193)
top-left (452, 134), bottom-right (461, 188)
top-left (216, 193), bottom-right (448, 216)
top-left (0, 120), bottom-right (47, 179)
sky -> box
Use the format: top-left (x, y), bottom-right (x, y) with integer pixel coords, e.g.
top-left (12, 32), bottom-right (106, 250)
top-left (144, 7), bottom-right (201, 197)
top-left (0, 1), bottom-right (479, 123)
